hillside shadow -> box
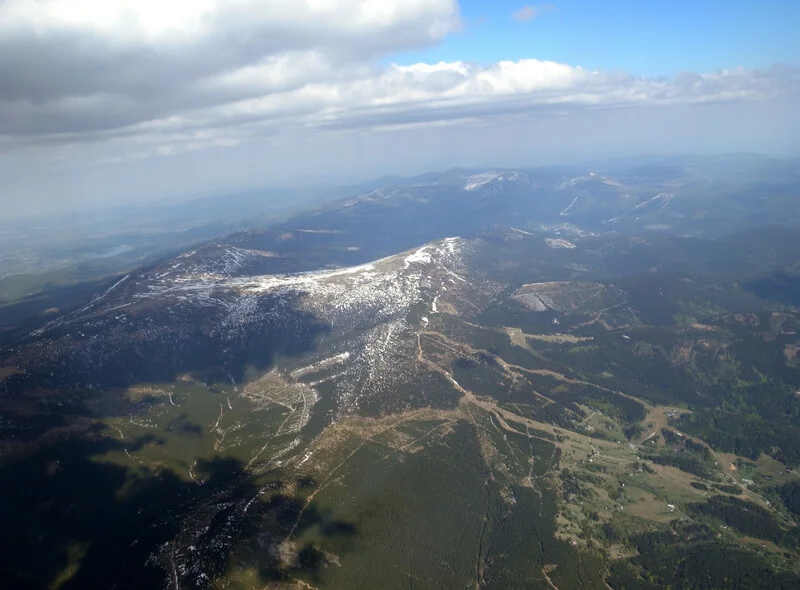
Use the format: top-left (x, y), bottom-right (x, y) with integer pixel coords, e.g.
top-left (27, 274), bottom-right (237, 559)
top-left (743, 271), bottom-right (800, 307)
top-left (0, 290), bottom-right (330, 404)
top-left (0, 275), bottom-right (118, 346)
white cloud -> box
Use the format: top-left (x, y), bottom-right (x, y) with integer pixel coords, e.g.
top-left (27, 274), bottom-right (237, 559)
top-left (512, 4), bottom-right (555, 22)
top-left (0, 0), bottom-right (461, 132)
top-left (91, 60), bottom-right (794, 157)
top-left (0, 0), bottom-right (798, 215)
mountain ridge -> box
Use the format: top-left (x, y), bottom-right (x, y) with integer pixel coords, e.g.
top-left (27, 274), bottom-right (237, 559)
top-left (2, 156), bottom-right (800, 589)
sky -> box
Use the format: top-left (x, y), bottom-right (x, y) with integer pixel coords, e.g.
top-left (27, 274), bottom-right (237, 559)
top-left (1, 0), bottom-right (798, 217)
top-left (394, 0), bottom-right (800, 75)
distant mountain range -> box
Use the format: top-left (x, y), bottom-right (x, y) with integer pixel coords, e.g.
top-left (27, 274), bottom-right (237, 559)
top-left (2, 154), bottom-right (800, 589)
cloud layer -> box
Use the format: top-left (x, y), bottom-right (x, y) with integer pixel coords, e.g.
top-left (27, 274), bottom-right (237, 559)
top-left (1, 1), bottom-right (457, 140)
top-left (0, 0), bottom-right (798, 214)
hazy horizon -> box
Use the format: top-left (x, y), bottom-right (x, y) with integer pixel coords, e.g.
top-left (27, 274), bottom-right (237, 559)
top-left (3, 149), bottom-right (798, 225)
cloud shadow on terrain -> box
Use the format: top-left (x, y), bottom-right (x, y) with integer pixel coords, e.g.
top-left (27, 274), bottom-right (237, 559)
top-left (0, 427), bottom-right (356, 589)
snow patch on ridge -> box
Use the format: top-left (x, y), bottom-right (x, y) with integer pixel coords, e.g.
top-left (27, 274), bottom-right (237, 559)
top-left (464, 171), bottom-right (529, 192)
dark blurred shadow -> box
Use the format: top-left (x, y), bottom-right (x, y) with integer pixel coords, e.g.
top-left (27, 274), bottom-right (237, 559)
top-left (0, 424), bottom-right (356, 589)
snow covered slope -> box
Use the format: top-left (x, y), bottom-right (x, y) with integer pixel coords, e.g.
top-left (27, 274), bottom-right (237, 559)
top-left (2, 236), bottom-right (502, 416)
